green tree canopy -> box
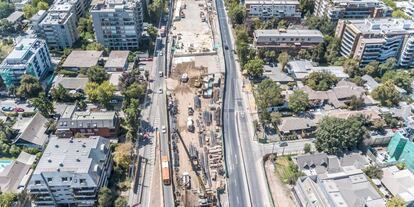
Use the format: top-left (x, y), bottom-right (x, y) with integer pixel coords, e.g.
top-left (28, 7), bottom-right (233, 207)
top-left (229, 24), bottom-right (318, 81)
top-left (315, 116), bottom-right (367, 155)
top-left (16, 75), bottom-right (43, 99)
top-left (113, 142), bottom-right (133, 170)
top-left (255, 79), bottom-right (283, 111)
top-left (304, 71), bottom-right (338, 91)
top-left (382, 70), bottom-right (412, 92)
top-left (228, 4), bottom-right (246, 25)
top-left (363, 165), bottom-right (383, 179)
top-left (31, 92), bottom-right (55, 117)
top-left (288, 90), bottom-right (309, 113)
top-left (278, 52), bottom-right (289, 72)
top-left (371, 81), bottom-right (400, 107)
top-left (0, 192), bottom-right (16, 207)
top-left (386, 196), bottom-right (405, 207)
top-left (244, 58), bottom-right (264, 78)
top-left (343, 58), bottom-right (362, 77)
top-left (87, 66), bottom-right (109, 84)
top-left (98, 187), bottom-right (112, 207)
top-left (85, 81), bottom-right (115, 108)
top-left (51, 84), bottom-right (70, 102)
top-left (0, 1), bottom-right (14, 19)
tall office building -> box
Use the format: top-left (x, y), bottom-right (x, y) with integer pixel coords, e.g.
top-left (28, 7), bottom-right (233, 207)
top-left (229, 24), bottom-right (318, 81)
top-left (335, 18), bottom-right (414, 67)
top-left (91, 0), bottom-right (143, 50)
top-left (314, 0), bottom-right (392, 21)
top-left (38, 3), bottom-right (79, 50)
top-left (28, 137), bottom-right (112, 207)
top-left (0, 38), bottom-right (52, 88)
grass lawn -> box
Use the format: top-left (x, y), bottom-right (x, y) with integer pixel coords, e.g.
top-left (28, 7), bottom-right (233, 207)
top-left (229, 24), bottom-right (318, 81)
top-left (274, 156), bottom-right (303, 184)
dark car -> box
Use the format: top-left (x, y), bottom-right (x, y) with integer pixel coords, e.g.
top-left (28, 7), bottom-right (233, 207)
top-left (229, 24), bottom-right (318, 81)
top-left (224, 45), bottom-right (229, 50)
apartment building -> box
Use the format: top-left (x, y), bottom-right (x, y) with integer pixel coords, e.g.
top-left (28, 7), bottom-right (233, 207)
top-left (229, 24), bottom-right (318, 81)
top-left (396, 1), bottom-right (414, 20)
top-left (54, 0), bottom-right (91, 19)
top-left (253, 29), bottom-right (324, 52)
top-left (91, 0), bottom-right (143, 50)
top-left (244, 0), bottom-right (301, 20)
top-left (56, 104), bottom-right (120, 138)
top-left (0, 38), bottom-right (52, 89)
top-left (37, 3), bottom-right (79, 50)
top-left (314, 0), bottom-right (392, 21)
top-left (335, 18), bottom-right (414, 67)
top-left (28, 136), bottom-right (112, 207)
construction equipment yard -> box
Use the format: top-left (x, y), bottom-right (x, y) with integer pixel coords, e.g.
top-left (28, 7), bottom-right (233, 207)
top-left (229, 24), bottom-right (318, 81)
top-left (166, 0), bottom-right (226, 205)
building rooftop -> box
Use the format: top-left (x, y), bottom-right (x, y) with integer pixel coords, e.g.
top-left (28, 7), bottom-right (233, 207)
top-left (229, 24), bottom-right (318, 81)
top-left (34, 136), bottom-right (110, 179)
top-left (255, 29), bottom-right (323, 38)
top-left (2, 39), bottom-right (44, 64)
top-left (6, 11), bottom-right (24, 24)
top-left (91, 0), bottom-right (139, 11)
top-left (104, 51), bottom-right (129, 69)
top-left (244, 0), bottom-right (299, 5)
top-left (287, 60), bottom-right (348, 80)
top-left (14, 113), bottom-right (48, 147)
top-left (348, 18), bottom-right (414, 35)
top-left (57, 105), bottom-right (118, 130)
top-left (277, 117), bottom-right (316, 133)
top-left (62, 50), bottom-right (103, 68)
top-left (381, 166), bottom-right (414, 204)
top-left (0, 152), bottom-right (36, 193)
top-left (52, 75), bottom-right (89, 91)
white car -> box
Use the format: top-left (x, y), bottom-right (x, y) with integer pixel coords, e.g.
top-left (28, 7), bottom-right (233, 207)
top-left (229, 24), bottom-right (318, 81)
top-left (162, 125), bottom-right (166, 133)
top-left (158, 88), bottom-right (163, 94)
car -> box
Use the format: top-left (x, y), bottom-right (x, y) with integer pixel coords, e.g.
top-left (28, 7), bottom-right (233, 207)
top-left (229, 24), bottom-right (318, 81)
top-left (159, 51), bottom-right (163, 56)
top-left (279, 141), bottom-right (288, 147)
top-left (158, 88), bottom-right (163, 94)
top-left (14, 107), bottom-right (24, 112)
top-left (162, 125), bottom-right (166, 133)
top-left (1, 106), bottom-right (14, 112)
top-left (159, 71), bottom-right (164, 77)
top-left (224, 45), bottom-right (229, 50)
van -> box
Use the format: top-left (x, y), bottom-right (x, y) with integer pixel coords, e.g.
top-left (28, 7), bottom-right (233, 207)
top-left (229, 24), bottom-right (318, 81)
top-left (159, 71), bottom-right (163, 77)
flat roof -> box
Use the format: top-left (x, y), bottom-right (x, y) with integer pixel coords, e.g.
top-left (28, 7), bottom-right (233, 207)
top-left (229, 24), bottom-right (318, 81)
top-left (245, 0), bottom-right (299, 5)
top-left (6, 11), bottom-right (24, 23)
top-left (104, 51), bottom-right (129, 68)
top-left (255, 29), bottom-right (323, 37)
top-left (62, 50), bottom-right (103, 68)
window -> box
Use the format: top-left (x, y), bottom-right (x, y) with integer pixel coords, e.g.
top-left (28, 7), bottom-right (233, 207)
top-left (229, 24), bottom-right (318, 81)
top-left (35, 180), bottom-right (41, 185)
top-left (47, 178), bottom-right (52, 183)
top-left (80, 179), bottom-right (86, 184)
top-left (62, 177), bottom-right (68, 182)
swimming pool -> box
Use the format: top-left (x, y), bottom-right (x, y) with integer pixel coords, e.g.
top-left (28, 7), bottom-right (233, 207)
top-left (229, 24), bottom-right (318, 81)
top-left (0, 160), bottom-right (13, 172)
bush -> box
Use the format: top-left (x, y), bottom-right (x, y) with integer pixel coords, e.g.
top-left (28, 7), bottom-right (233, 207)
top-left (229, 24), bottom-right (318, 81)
top-left (21, 112), bottom-right (36, 117)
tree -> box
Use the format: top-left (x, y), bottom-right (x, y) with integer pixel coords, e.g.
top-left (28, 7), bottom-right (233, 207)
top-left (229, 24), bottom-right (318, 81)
top-left (392, 10), bottom-right (411, 19)
top-left (124, 99), bottom-right (140, 141)
top-left (378, 58), bottom-right (396, 77)
top-left (277, 20), bottom-right (287, 29)
top-left (304, 71), bottom-right (338, 91)
top-left (119, 69), bottom-right (144, 92)
top-left (0, 2), bottom-right (14, 19)
top-left (0, 19), bottom-right (16, 37)
top-left (31, 92), bottom-right (54, 117)
top-left (147, 25), bottom-right (158, 41)
top-left (96, 81), bottom-right (116, 108)
top-left (244, 58), bottom-right (264, 78)
top-left (303, 143), bottom-right (311, 154)
top-left (324, 37), bottom-right (341, 64)
top-left (255, 79), bottom-right (283, 111)
top-left (299, 0), bottom-right (314, 16)
top-left (36, 1), bottom-right (48, 10)
top-left (0, 192), bottom-right (16, 207)
top-left (386, 196), bottom-right (405, 207)
top-left (114, 196), bottom-right (128, 207)
top-left (364, 61), bottom-right (380, 77)
top-left (113, 142), bottom-right (133, 170)
top-left (98, 187), bottom-right (112, 207)
top-left (228, 4), bottom-right (246, 25)
top-left (270, 112), bottom-right (282, 129)
top-left (277, 52), bottom-right (289, 72)
top-left (343, 58), bottom-right (362, 77)
top-left (371, 81), bottom-right (400, 107)
top-left (348, 95), bottom-right (364, 110)
top-left (122, 83), bottom-right (147, 103)
top-left (304, 15), bottom-right (336, 36)
top-left (87, 66), bottom-right (109, 84)
top-left (363, 165), bottom-right (383, 179)
top-left (382, 71), bottom-right (412, 92)
top-left (22, 4), bottom-right (37, 19)
top-left (16, 75), bottom-right (43, 99)
top-left (350, 76), bottom-right (365, 86)
top-left (51, 84), bottom-right (70, 102)
top-left (383, 113), bottom-right (400, 128)
top-left (288, 90), bottom-right (309, 113)
top-left (315, 116), bottom-right (367, 155)
top-left (85, 82), bottom-right (100, 102)
top-left (264, 50), bottom-right (277, 63)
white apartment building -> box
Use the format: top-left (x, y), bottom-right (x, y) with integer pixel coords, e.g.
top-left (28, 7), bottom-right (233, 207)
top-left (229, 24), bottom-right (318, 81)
top-left (244, 0), bottom-right (301, 19)
top-left (37, 3), bottom-right (79, 50)
top-left (0, 38), bottom-right (52, 89)
top-left (314, 0), bottom-right (392, 21)
top-left (28, 137), bottom-right (112, 207)
top-left (53, 0), bottom-right (91, 19)
top-left (91, 0), bottom-right (143, 50)
top-left (335, 18), bottom-right (414, 67)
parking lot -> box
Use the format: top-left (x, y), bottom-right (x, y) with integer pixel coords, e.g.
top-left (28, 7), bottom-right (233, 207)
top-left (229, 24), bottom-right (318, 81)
top-left (0, 98), bottom-right (35, 113)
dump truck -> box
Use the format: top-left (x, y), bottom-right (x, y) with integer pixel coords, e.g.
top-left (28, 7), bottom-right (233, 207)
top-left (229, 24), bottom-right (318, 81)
top-left (161, 156), bottom-right (170, 185)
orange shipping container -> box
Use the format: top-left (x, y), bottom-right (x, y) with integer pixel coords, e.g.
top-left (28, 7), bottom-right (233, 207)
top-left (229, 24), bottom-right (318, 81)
top-left (161, 156), bottom-right (170, 185)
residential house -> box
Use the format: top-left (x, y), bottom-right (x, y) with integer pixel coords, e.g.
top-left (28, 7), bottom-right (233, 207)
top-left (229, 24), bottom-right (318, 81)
top-left (52, 75), bottom-right (89, 93)
top-left (381, 166), bottom-right (414, 206)
top-left (56, 104), bottom-right (119, 138)
top-left (362, 74), bottom-right (407, 96)
top-left (61, 50), bottom-right (103, 71)
top-left (6, 11), bottom-right (24, 25)
top-left (386, 132), bottom-right (414, 173)
top-left (0, 152), bottom-right (36, 193)
top-left (28, 136), bottom-right (112, 206)
top-left (286, 60), bottom-right (349, 80)
top-left (12, 112), bottom-right (49, 149)
top-left (277, 117), bottom-right (316, 138)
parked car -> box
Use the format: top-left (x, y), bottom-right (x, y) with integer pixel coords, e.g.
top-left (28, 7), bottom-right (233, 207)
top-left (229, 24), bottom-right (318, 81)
top-left (14, 107), bottom-right (24, 112)
top-left (1, 106), bottom-right (14, 112)
top-left (162, 125), bottom-right (166, 133)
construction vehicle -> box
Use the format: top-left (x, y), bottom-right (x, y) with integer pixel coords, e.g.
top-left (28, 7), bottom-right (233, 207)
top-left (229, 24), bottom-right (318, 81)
top-left (162, 156), bottom-right (171, 185)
